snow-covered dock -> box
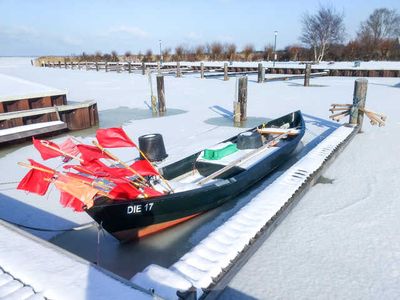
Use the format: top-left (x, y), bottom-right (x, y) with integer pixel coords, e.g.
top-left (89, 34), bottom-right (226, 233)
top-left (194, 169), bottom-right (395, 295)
top-left (0, 220), bottom-right (152, 300)
top-left (131, 124), bottom-right (357, 299)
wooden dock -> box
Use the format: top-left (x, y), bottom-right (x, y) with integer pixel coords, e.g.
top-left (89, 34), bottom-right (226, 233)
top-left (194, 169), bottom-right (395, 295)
top-left (0, 75), bottom-right (98, 145)
top-left (40, 61), bottom-right (400, 78)
top-left (0, 101), bottom-right (98, 145)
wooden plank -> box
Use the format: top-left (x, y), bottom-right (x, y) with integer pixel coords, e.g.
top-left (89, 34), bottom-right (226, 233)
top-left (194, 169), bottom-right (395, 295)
top-left (0, 122), bottom-right (68, 144)
top-left (0, 100), bottom-right (97, 121)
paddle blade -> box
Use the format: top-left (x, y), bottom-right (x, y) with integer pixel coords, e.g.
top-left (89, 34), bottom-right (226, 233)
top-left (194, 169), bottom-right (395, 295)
top-left (96, 127), bottom-right (137, 148)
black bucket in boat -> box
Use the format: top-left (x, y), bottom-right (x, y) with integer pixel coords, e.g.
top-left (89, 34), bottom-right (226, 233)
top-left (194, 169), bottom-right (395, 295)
top-left (236, 131), bottom-right (263, 150)
top-left (138, 133), bottom-right (168, 162)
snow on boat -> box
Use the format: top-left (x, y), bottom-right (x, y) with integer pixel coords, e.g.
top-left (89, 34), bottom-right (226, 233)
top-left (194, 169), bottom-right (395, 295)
top-left (86, 111), bottom-right (305, 241)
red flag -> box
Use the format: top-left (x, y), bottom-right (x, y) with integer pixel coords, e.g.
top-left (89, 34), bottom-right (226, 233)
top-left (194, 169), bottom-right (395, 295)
top-left (32, 137), bottom-right (61, 160)
top-left (17, 159), bottom-right (55, 195)
top-left (54, 174), bottom-right (98, 209)
top-left (64, 172), bottom-right (93, 183)
top-left (60, 138), bottom-right (79, 162)
top-left (131, 160), bottom-right (159, 176)
top-left (143, 186), bottom-right (164, 197)
top-left (108, 178), bottom-right (142, 199)
top-left (59, 192), bottom-right (85, 212)
top-left (77, 144), bottom-right (110, 162)
top-left (96, 127), bottom-right (136, 148)
top-left (81, 159), bottom-right (133, 177)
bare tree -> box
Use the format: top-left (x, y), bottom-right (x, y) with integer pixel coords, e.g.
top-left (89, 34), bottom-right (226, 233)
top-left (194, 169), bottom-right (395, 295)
top-left (359, 8), bottom-right (400, 42)
top-left (161, 48), bottom-right (171, 62)
top-left (300, 5), bottom-right (345, 62)
top-left (144, 49), bottom-right (153, 62)
top-left (243, 44), bottom-right (254, 61)
top-left (225, 43), bottom-right (237, 61)
top-left (110, 50), bottom-right (119, 62)
top-left (211, 42), bottom-right (223, 60)
top-left (175, 45), bottom-right (185, 61)
top-left (195, 45), bottom-right (205, 60)
top-left (263, 45), bottom-right (274, 60)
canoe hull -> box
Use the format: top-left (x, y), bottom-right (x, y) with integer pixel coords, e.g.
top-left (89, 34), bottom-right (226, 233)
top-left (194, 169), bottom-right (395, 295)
top-left (86, 111), bottom-right (305, 241)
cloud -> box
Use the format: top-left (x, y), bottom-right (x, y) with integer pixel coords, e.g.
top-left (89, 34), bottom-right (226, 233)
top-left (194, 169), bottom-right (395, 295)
top-left (0, 26), bottom-right (40, 41)
top-left (186, 31), bottom-right (202, 41)
top-left (106, 26), bottom-right (149, 38)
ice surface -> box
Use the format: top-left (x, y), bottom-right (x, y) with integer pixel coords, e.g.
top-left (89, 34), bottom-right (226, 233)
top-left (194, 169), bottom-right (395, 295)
top-left (1, 57), bottom-right (399, 299)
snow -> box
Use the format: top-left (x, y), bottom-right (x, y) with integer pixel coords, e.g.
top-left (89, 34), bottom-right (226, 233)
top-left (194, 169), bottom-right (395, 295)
top-left (0, 72), bottom-right (66, 102)
top-left (0, 121), bottom-right (65, 136)
top-left (0, 57), bottom-right (399, 299)
top-left (0, 220), bottom-right (151, 300)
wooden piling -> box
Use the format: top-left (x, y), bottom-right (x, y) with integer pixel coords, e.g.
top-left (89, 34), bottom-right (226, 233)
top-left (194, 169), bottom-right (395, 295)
top-left (233, 101), bottom-right (241, 123)
top-left (157, 62), bottom-right (161, 74)
top-left (238, 76), bottom-right (248, 121)
top-left (117, 61), bottom-right (120, 73)
top-left (257, 63), bottom-right (265, 83)
top-left (142, 62), bottom-right (146, 75)
top-left (304, 63), bottom-right (311, 86)
top-left (156, 75), bottom-right (166, 113)
top-left (64, 60), bottom-right (67, 69)
top-left (128, 62), bottom-right (132, 73)
top-left (200, 62), bottom-right (205, 79)
top-left (176, 62), bottom-right (182, 77)
top-left (349, 78), bottom-right (368, 130)
top-left (95, 62), bottom-right (99, 71)
top-left (105, 62), bottom-right (108, 72)
top-left (224, 63), bottom-right (229, 81)
top-left (85, 61), bottom-right (88, 70)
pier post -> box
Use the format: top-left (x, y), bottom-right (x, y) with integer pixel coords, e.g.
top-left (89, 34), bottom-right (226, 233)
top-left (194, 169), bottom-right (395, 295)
top-left (95, 62), bottom-right (99, 71)
top-left (238, 76), bottom-right (248, 121)
top-left (58, 61), bottom-right (61, 68)
top-left (77, 61), bottom-right (81, 69)
top-left (224, 63), bottom-right (229, 81)
top-left (128, 62), bottom-right (132, 73)
top-left (200, 62), bottom-right (205, 79)
top-left (157, 61), bottom-right (161, 74)
top-left (142, 62), bottom-right (146, 75)
top-left (233, 101), bottom-right (241, 123)
top-left (117, 61), bottom-right (121, 73)
top-left (349, 79), bottom-right (368, 130)
top-left (64, 60), bottom-right (67, 69)
top-left (257, 63), bottom-right (265, 83)
top-left (85, 61), bottom-right (88, 70)
top-left (157, 75), bottom-right (166, 113)
top-left (176, 62), bottom-right (182, 77)
top-left (304, 63), bottom-right (311, 86)
top-left (105, 62), bottom-right (109, 72)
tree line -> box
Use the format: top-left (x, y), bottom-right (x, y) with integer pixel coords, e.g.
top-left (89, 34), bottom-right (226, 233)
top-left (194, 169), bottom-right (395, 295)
top-left (51, 7), bottom-right (400, 63)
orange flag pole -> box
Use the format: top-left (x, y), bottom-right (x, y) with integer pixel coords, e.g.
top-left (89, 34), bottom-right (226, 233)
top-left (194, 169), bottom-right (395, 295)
top-left (38, 140), bottom-right (83, 163)
top-left (18, 162), bottom-right (109, 197)
top-left (92, 141), bottom-right (149, 184)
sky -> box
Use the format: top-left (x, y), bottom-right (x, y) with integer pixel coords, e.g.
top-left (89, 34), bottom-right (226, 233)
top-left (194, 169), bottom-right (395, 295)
top-left (0, 0), bottom-right (399, 56)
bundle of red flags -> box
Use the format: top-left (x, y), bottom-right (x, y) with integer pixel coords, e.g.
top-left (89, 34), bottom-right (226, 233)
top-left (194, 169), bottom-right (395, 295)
top-left (18, 127), bottom-right (165, 213)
